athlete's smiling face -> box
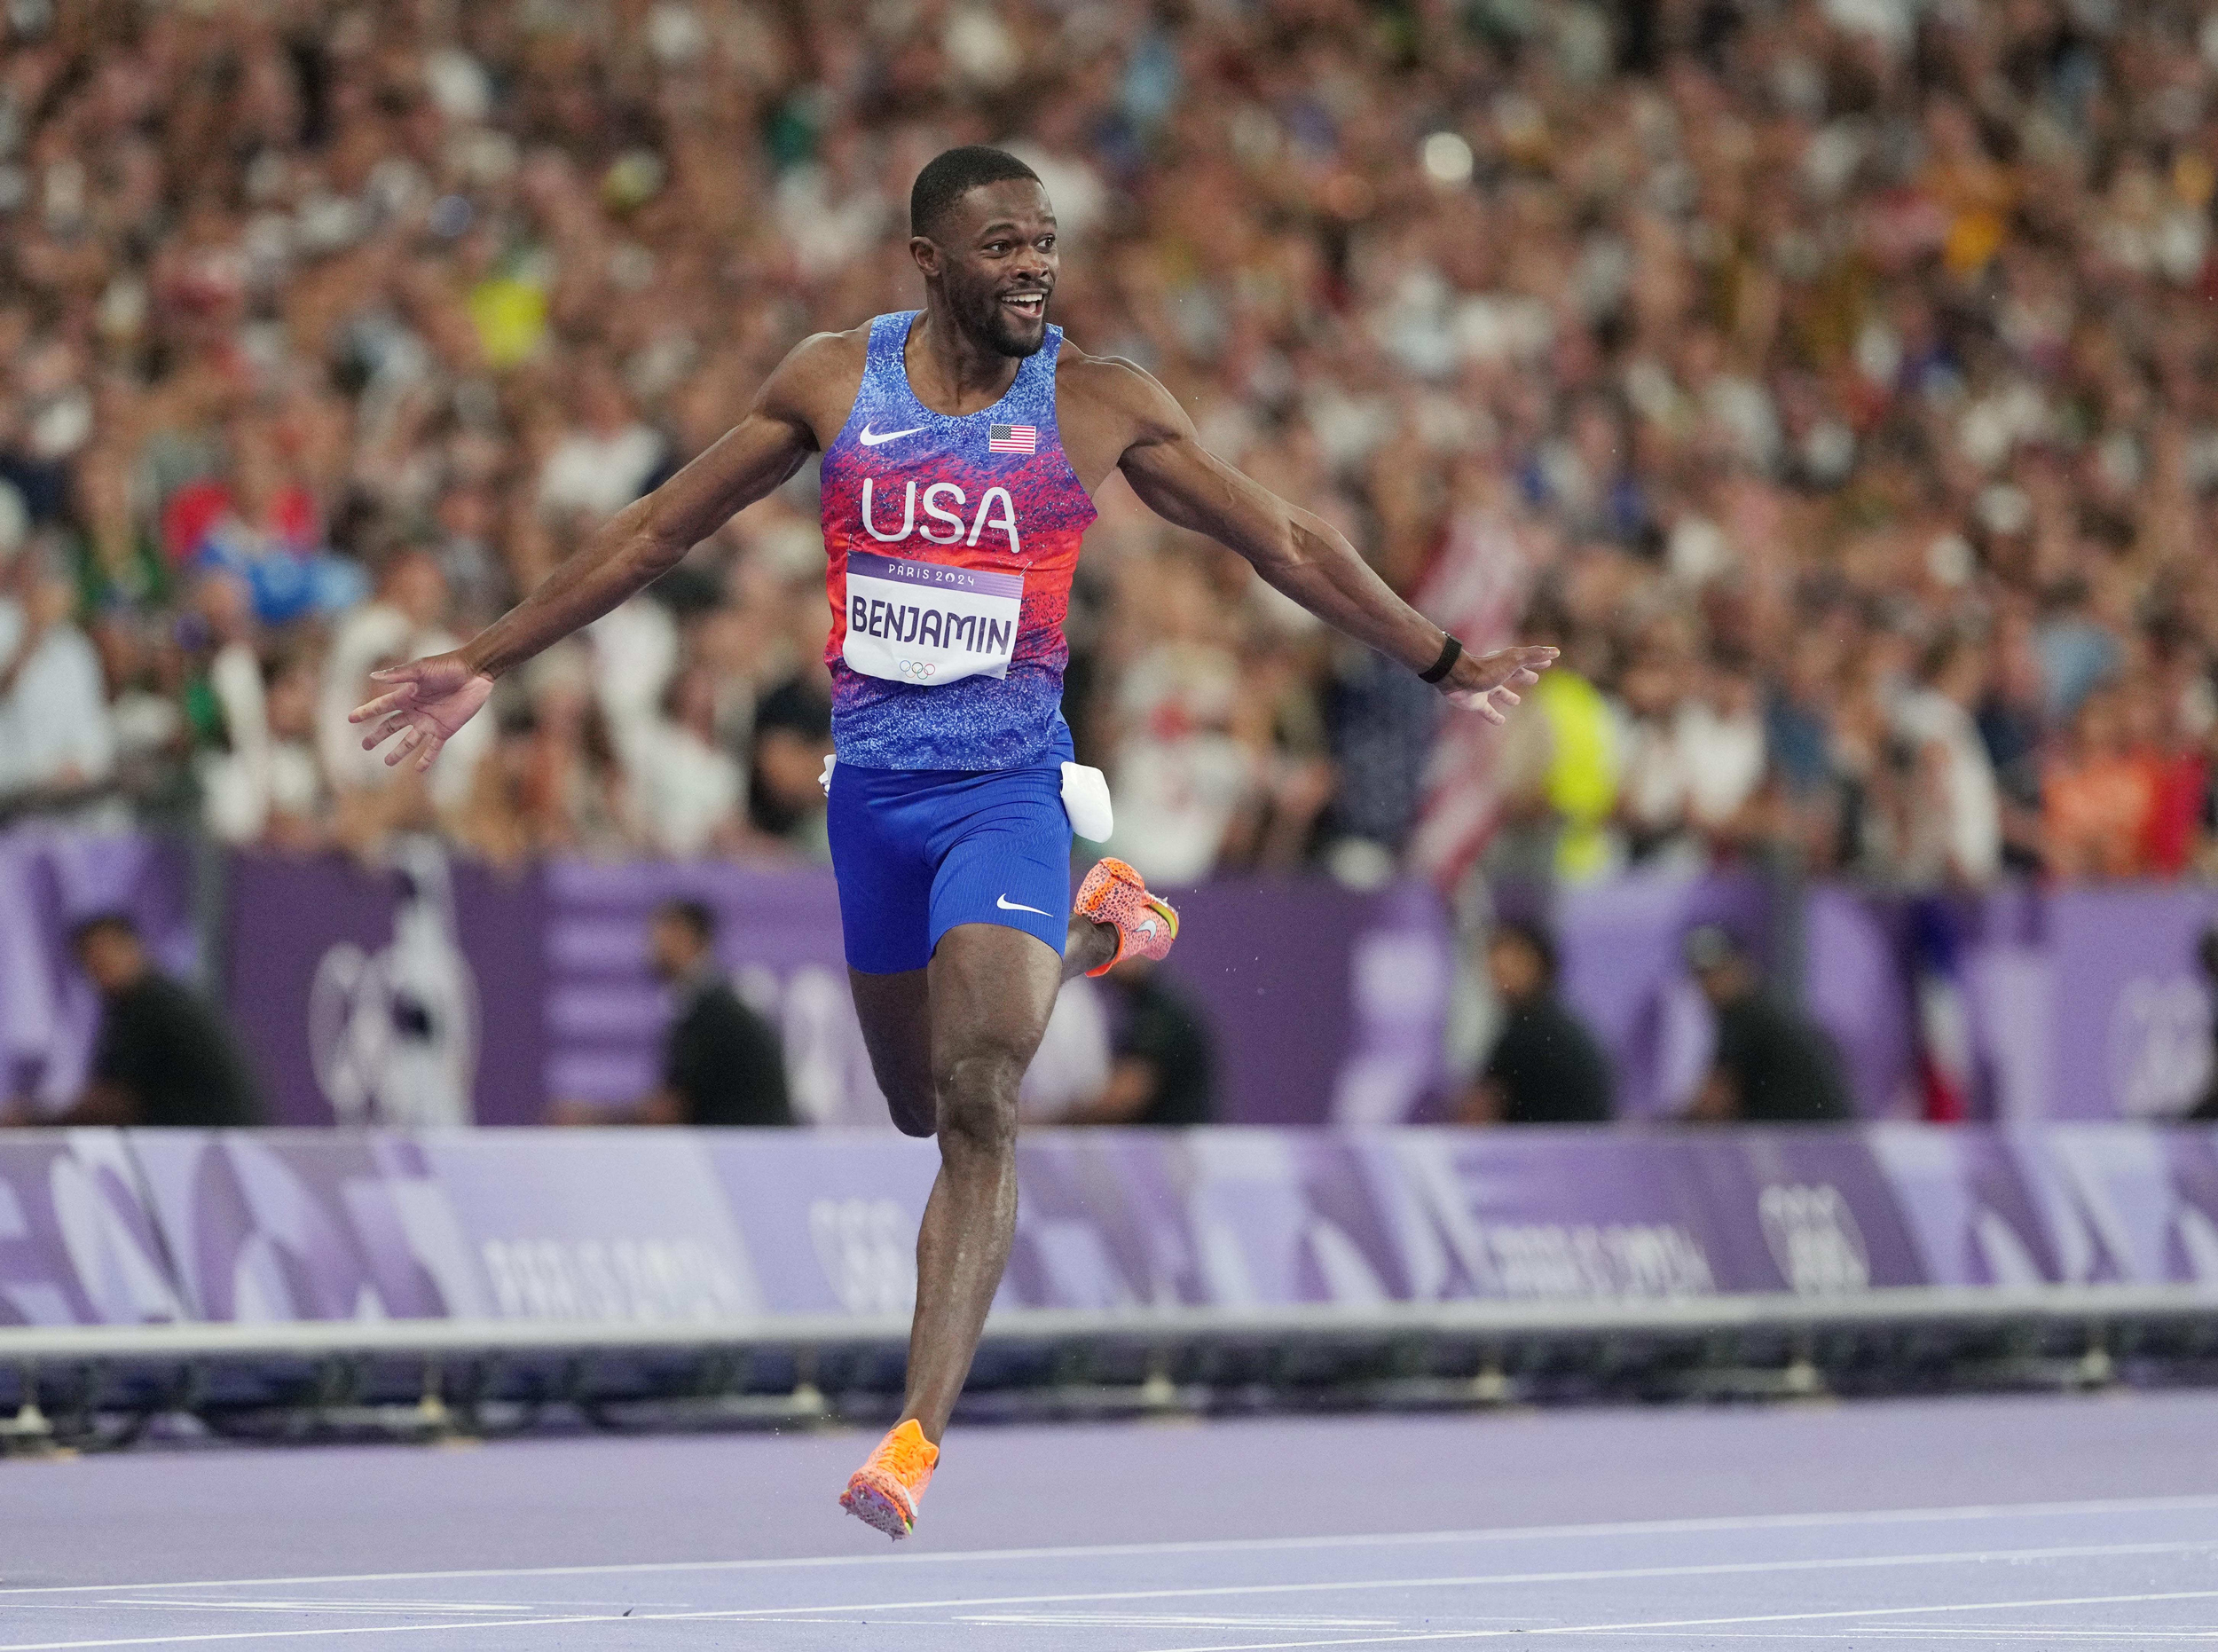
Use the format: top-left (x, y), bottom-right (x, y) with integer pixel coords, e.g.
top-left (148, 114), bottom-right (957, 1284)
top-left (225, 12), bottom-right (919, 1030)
top-left (917, 178), bottom-right (1058, 358)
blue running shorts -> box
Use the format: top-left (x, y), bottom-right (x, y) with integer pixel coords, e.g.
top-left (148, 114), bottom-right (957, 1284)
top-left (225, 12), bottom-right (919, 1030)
top-left (827, 731), bottom-right (1074, 974)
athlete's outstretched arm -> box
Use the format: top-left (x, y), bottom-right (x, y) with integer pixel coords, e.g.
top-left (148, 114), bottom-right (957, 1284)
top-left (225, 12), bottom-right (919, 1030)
top-left (350, 336), bottom-right (838, 769)
top-left (1103, 360), bottom-right (1554, 719)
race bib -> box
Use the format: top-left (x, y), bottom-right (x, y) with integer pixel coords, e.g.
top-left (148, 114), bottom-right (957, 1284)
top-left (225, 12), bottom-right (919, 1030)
top-left (841, 551), bottom-right (1023, 687)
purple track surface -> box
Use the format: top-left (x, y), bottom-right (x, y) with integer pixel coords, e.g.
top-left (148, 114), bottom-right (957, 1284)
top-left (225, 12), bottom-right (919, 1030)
top-left (7, 1392), bottom-right (2218, 1648)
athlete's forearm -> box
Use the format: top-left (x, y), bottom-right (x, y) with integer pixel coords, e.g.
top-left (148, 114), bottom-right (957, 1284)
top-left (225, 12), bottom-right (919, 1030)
top-left (1251, 512), bottom-right (1447, 673)
top-left (460, 499), bottom-right (684, 680)
top-left (462, 417), bottom-right (810, 680)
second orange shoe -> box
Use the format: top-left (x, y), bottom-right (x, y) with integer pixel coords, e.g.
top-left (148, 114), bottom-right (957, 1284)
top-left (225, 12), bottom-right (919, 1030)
top-left (839, 1419), bottom-right (939, 1539)
top-left (1074, 857), bottom-right (1180, 977)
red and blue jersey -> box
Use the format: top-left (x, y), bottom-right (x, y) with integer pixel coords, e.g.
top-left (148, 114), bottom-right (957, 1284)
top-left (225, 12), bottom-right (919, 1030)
top-left (819, 312), bottom-right (1096, 771)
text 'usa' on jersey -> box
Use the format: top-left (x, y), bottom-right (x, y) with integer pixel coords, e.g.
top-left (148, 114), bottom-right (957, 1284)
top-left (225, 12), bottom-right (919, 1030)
top-left (818, 311), bottom-right (1097, 773)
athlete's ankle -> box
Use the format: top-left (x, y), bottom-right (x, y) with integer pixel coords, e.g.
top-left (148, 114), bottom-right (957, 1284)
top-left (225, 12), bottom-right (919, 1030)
top-left (1063, 916), bottom-right (1118, 979)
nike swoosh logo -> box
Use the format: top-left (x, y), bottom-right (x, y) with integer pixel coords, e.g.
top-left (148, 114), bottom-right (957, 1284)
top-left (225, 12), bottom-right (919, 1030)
top-left (1138, 918), bottom-right (1159, 939)
top-left (996, 894), bottom-right (1052, 916)
top-left (859, 423), bottom-right (926, 447)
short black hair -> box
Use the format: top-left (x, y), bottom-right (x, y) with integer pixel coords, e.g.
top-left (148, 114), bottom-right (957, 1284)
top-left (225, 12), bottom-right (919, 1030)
top-left (1489, 918), bottom-right (1558, 984)
top-left (69, 910), bottom-right (139, 948)
top-left (653, 899), bottom-right (717, 944)
top-left (909, 146), bottom-right (1041, 240)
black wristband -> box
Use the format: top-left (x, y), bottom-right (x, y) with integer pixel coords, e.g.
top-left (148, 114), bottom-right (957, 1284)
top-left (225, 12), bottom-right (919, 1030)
top-left (1419, 633), bottom-right (1464, 684)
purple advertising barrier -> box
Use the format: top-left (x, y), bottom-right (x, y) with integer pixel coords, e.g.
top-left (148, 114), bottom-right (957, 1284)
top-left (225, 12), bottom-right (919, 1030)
top-left (417, 1132), bottom-right (760, 1320)
top-left (2002, 1124), bottom-right (2218, 1286)
top-left (0, 830), bottom-right (197, 1111)
top-left (1679, 1131), bottom-right (1926, 1293)
top-left (127, 1131), bottom-right (480, 1320)
top-left (125, 1130), bottom-right (766, 1325)
top-left (2044, 887), bottom-right (2218, 1121)
top-left (1539, 873), bottom-right (1772, 1118)
top-left (1160, 879), bottom-right (1455, 1127)
top-left (704, 1132), bottom-right (939, 1314)
top-left (542, 861), bottom-right (885, 1129)
top-left (224, 843), bottom-right (547, 1128)
top-left (0, 1131), bottom-right (182, 1326)
top-left (1866, 1124), bottom-right (2060, 1286)
top-left (1353, 1131), bottom-right (1726, 1300)
top-left (65, 1122), bottom-right (2218, 1329)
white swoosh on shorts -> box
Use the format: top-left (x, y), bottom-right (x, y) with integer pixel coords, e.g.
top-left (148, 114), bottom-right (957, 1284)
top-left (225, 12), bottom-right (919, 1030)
top-left (996, 894), bottom-right (1053, 916)
top-left (859, 423), bottom-right (926, 447)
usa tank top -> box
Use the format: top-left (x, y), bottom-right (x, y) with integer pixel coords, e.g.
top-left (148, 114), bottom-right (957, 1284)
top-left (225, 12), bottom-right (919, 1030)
top-left (817, 311), bottom-right (1097, 770)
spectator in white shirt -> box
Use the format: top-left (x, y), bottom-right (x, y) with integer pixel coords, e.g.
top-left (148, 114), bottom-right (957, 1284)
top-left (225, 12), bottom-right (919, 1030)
top-left (632, 665), bottom-right (745, 860)
top-left (0, 545), bottom-right (114, 805)
top-left (537, 361), bottom-right (667, 523)
top-left (1892, 634), bottom-right (2003, 887)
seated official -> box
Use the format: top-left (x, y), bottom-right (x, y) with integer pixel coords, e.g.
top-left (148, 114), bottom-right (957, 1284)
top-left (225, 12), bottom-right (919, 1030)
top-left (4, 913), bottom-right (265, 1128)
top-left (1457, 919), bottom-right (1613, 1125)
top-left (551, 899), bottom-right (792, 1127)
top-left (1681, 924), bottom-right (1852, 1124)
top-left (1058, 954), bottom-right (1215, 1127)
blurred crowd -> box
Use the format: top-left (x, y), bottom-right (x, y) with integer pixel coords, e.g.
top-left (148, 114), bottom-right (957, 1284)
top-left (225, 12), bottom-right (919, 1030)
top-left (7, 0), bottom-right (2218, 886)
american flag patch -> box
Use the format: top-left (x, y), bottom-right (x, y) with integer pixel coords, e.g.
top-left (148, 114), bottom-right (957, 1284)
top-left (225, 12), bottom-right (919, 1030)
top-left (987, 423), bottom-right (1038, 455)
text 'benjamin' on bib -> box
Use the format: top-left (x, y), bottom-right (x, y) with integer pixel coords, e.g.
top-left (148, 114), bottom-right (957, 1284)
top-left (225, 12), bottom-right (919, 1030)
top-left (841, 551), bottom-right (1026, 687)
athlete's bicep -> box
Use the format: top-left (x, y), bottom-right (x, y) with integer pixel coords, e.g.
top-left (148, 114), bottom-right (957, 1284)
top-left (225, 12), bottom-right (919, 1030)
top-left (1119, 430), bottom-right (1299, 565)
top-left (1104, 365), bottom-right (1298, 563)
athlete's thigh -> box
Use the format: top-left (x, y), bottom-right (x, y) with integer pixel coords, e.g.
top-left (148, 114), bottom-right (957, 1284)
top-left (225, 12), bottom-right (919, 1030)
top-left (847, 966), bottom-right (935, 1137)
top-left (924, 768), bottom-right (1073, 961)
top-left (926, 922), bottom-right (1064, 1089)
top-left (827, 763), bottom-right (934, 976)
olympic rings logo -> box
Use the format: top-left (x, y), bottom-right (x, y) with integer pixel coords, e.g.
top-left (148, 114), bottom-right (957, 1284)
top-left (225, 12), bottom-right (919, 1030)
top-left (897, 659), bottom-right (939, 680)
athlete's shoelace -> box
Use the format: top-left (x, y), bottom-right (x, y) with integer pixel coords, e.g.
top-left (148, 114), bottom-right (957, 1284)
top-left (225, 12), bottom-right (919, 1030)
top-left (862, 1424), bottom-right (936, 1488)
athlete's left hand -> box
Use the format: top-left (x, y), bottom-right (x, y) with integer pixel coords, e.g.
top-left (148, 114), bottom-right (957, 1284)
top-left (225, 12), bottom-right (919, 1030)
top-left (349, 650), bottom-right (495, 770)
top-left (1438, 642), bottom-right (1558, 724)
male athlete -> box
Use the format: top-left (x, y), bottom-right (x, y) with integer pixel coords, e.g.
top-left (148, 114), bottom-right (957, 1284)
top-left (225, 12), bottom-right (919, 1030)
top-left (352, 146), bottom-right (1555, 1538)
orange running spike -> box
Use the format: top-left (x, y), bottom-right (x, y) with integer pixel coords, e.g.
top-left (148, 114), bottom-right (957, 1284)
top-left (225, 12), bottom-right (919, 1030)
top-left (839, 1419), bottom-right (940, 1539)
top-left (1073, 858), bottom-right (1180, 978)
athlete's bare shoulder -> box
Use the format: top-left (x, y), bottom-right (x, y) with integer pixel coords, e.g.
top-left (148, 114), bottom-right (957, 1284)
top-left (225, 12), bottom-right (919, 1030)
top-left (1052, 341), bottom-right (1192, 491)
top-left (759, 326), bottom-right (873, 449)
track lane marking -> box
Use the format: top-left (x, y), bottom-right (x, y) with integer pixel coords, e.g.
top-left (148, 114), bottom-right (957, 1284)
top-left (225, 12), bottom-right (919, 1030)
top-left (9, 1555), bottom-right (2218, 1651)
top-left (7, 1491), bottom-right (2218, 1599)
top-left (1135, 1588), bottom-right (2218, 1651)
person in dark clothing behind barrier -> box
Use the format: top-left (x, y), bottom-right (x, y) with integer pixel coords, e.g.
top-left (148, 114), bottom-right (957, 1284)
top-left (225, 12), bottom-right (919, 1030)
top-left (1061, 955), bottom-right (1215, 1126)
top-left (2, 913), bottom-right (264, 1128)
top-left (552, 899), bottom-right (792, 1127)
top-left (1457, 919), bottom-right (1613, 1125)
top-left (1682, 924), bottom-right (1852, 1124)
top-left (2187, 926), bottom-right (2218, 1122)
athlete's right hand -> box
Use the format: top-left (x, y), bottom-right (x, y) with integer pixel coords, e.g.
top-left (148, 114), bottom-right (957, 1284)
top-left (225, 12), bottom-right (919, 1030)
top-left (349, 651), bottom-right (495, 771)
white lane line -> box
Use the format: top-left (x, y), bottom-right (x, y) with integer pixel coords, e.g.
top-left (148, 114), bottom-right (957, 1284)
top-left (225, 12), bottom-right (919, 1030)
top-left (1133, 1588), bottom-right (2218, 1651)
top-left (0, 1617), bottom-right (626, 1652)
top-left (10, 1562), bottom-right (2215, 1652)
top-left (509, 1538), bottom-right (2218, 1623)
top-left (7, 1491), bottom-right (2218, 1600)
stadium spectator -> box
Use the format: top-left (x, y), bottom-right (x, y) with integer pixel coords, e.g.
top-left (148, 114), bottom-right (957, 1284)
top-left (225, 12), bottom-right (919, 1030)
top-left (1456, 919), bottom-right (1613, 1126)
top-left (1681, 925), bottom-right (1852, 1125)
top-left (2, 913), bottom-right (263, 1128)
top-left (0, 535), bottom-right (115, 813)
top-left (2190, 924), bottom-right (2218, 1123)
top-left (550, 899), bottom-right (790, 1127)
